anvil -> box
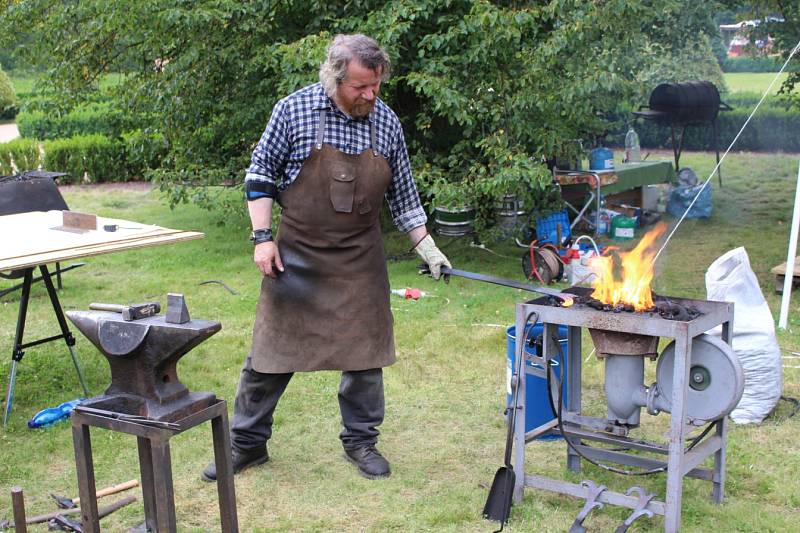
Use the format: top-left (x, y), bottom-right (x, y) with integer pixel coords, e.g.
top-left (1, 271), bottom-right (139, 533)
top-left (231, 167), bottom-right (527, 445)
top-left (67, 310), bottom-right (221, 421)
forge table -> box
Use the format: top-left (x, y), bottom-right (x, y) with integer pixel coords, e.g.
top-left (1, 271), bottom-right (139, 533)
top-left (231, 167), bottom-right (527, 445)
top-left (554, 160), bottom-right (676, 233)
top-left (0, 210), bottom-right (203, 425)
top-left (511, 296), bottom-right (734, 533)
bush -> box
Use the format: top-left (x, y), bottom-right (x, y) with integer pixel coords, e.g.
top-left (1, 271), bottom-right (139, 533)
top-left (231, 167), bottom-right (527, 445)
top-left (17, 101), bottom-right (127, 139)
top-left (0, 138), bottom-right (41, 175)
top-left (0, 66), bottom-right (16, 118)
top-left (43, 134), bottom-right (126, 184)
top-left (122, 130), bottom-right (169, 178)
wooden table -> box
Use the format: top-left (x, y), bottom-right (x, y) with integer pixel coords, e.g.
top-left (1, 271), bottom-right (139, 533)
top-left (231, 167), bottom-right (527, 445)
top-left (1, 210), bottom-right (203, 425)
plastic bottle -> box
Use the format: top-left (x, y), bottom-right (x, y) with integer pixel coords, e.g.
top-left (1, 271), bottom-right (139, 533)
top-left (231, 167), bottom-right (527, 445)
top-left (597, 210), bottom-right (611, 235)
top-left (568, 244), bottom-right (581, 285)
top-left (624, 125), bottom-right (641, 163)
top-left (28, 398), bottom-right (85, 429)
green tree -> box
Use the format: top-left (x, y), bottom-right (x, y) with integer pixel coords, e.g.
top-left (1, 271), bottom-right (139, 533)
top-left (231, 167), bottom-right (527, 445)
top-left (720, 1), bottom-right (800, 106)
top-left (0, 0), bottom-right (724, 228)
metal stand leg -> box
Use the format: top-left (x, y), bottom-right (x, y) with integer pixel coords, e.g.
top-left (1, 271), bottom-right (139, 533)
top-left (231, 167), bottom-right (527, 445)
top-left (665, 333), bottom-right (692, 533)
top-left (566, 325), bottom-right (582, 473)
top-left (40, 264), bottom-right (90, 396)
top-left (137, 437), bottom-right (158, 531)
top-left (212, 410), bottom-right (239, 532)
top-left (72, 422), bottom-right (101, 533)
top-left (512, 307), bottom-right (527, 504)
top-left (150, 441), bottom-right (177, 533)
top-left (3, 269), bottom-right (33, 426)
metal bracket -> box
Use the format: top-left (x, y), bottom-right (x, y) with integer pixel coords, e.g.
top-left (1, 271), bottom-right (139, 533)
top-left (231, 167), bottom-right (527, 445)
top-left (614, 486), bottom-right (656, 533)
top-left (568, 480), bottom-right (607, 533)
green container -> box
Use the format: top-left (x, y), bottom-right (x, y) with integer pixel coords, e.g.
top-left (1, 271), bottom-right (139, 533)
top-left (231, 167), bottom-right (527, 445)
top-left (610, 215), bottom-right (636, 240)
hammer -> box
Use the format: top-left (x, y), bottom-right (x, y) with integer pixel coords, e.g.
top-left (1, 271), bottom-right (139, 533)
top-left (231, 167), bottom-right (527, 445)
top-left (51, 479), bottom-right (138, 510)
top-left (88, 302), bottom-right (161, 321)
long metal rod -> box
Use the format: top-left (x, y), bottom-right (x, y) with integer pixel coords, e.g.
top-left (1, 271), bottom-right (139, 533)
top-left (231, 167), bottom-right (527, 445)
top-left (439, 267), bottom-right (574, 304)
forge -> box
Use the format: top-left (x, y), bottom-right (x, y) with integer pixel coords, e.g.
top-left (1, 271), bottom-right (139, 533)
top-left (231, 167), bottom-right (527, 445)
top-left (508, 285), bottom-right (741, 533)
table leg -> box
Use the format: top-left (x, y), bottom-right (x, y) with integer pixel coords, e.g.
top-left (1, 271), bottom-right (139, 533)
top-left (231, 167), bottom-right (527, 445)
top-left (40, 264), bottom-right (90, 396)
top-left (3, 269), bottom-right (33, 426)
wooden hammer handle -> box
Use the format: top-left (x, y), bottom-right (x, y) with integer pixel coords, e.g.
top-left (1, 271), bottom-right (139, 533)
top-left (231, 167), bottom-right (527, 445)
top-left (73, 479), bottom-right (139, 506)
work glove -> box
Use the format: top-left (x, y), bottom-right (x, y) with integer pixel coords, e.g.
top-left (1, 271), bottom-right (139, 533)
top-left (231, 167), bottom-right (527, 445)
top-left (414, 234), bottom-right (451, 280)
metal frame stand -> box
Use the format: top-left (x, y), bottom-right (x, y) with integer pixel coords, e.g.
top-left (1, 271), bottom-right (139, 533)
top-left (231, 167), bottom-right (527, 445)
top-left (3, 264), bottom-right (90, 426)
top-left (71, 400), bottom-right (238, 533)
top-left (511, 297), bottom-right (734, 533)
top-left (553, 170), bottom-right (603, 234)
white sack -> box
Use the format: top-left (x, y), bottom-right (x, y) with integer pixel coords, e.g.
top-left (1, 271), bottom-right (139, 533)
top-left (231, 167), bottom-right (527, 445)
top-left (705, 247), bottom-right (782, 424)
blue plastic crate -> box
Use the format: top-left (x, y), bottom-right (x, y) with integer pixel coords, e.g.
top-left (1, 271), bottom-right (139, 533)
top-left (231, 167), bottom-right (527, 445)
top-left (536, 210), bottom-right (571, 246)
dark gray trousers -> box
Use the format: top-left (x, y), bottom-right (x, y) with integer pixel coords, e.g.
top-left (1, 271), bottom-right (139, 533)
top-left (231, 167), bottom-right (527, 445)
top-left (230, 356), bottom-right (385, 453)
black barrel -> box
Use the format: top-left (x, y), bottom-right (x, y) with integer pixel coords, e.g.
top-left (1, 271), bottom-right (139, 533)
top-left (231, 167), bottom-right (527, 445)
top-left (648, 81), bottom-right (721, 125)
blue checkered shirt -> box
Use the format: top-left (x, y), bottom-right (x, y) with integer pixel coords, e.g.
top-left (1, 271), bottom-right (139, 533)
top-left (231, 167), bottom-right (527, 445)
top-left (245, 83), bottom-right (427, 233)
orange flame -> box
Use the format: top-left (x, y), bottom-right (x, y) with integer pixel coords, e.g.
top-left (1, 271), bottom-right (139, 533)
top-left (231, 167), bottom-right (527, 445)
top-left (589, 223), bottom-right (667, 311)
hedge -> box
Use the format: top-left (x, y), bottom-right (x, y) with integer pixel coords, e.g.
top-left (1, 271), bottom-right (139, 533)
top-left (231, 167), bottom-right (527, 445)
top-left (42, 134), bottom-right (127, 184)
top-left (721, 56), bottom-right (798, 73)
top-left (0, 138), bottom-right (41, 175)
top-left (17, 101), bottom-right (128, 140)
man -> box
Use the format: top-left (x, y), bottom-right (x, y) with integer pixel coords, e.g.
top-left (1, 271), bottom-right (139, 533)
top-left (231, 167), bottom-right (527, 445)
top-left (202, 34), bottom-right (451, 481)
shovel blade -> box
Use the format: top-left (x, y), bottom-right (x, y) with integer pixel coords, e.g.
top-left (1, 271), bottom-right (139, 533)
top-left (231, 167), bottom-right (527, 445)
top-left (483, 467), bottom-right (515, 523)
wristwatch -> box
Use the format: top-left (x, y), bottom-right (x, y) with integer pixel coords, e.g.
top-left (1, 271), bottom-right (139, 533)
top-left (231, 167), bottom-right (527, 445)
top-left (249, 228), bottom-right (273, 245)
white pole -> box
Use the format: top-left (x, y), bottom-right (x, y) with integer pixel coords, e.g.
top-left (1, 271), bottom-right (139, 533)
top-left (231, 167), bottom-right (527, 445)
top-left (778, 160), bottom-right (800, 329)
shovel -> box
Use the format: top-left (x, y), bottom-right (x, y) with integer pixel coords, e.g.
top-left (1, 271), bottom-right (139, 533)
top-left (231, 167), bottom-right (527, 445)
top-left (482, 310), bottom-right (530, 530)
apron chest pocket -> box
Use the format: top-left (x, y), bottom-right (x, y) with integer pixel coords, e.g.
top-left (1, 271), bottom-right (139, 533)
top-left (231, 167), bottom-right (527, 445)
top-left (330, 173), bottom-right (355, 213)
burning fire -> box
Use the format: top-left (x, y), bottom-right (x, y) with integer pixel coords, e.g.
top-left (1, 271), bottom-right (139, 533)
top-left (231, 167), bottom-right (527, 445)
top-left (589, 223), bottom-right (667, 311)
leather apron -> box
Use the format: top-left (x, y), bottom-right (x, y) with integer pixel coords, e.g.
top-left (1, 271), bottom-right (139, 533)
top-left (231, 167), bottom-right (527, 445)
top-left (250, 108), bottom-right (396, 373)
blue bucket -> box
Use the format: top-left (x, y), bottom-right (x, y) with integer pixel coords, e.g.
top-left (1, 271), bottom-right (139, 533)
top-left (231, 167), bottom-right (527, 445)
top-left (506, 323), bottom-right (569, 440)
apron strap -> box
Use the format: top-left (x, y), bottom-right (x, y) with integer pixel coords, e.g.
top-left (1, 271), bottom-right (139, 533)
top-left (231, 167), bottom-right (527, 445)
top-left (370, 119), bottom-right (378, 157)
top-left (315, 109), bottom-right (327, 150)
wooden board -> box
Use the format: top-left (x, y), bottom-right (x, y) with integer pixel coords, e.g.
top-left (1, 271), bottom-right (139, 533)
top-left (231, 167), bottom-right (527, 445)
top-left (771, 257), bottom-right (800, 294)
top-left (0, 211), bottom-right (204, 271)
top-left (770, 257), bottom-right (800, 276)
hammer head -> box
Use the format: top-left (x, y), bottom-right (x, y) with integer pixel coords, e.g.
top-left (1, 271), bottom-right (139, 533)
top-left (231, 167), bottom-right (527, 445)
top-left (122, 302), bottom-right (161, 321)
top-left (50, 493), bottom-right (76, 509)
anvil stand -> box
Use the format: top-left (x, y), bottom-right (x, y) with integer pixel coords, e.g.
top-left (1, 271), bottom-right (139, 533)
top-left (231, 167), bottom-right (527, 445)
top-left (511, 296), bottom-right (734, 533)
top-left (71, 401), bottom-right (237, 533)
top-left (66, 299), bottom-right (238, 532)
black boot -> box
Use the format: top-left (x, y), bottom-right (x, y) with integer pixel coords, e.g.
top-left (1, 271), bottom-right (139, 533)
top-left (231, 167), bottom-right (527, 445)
top-left (344, 445), bottom-right (390, 479)
top-left (201, 445), bottom-right (269, 482)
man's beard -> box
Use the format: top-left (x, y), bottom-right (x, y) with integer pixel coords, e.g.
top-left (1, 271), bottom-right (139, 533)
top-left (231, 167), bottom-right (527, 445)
top-left (350, 98), bottom-right (375, 118)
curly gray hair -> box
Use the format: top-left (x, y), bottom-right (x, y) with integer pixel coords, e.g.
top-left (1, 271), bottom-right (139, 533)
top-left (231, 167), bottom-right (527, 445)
top-left (319, 34), bottom-right (391, 98)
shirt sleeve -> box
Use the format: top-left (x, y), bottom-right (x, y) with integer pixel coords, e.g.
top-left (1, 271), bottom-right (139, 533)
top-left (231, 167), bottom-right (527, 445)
top-left (244, 100), bottom-right (290, 200)
top-left (385, 127), bottom-right (428, 233)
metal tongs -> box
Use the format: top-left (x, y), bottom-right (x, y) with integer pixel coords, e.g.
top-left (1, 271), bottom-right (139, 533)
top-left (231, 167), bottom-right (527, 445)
top-left (419, 265), bottom-right (574, 306)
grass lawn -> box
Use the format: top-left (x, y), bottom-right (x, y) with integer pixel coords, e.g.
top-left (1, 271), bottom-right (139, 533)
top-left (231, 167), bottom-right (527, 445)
top-left (1, 150), bottom-right (799, 532)
top-left (8, 72), bottom-right (126, 96)
top-left (724, 72), bottom-right (790, 94)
